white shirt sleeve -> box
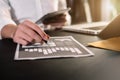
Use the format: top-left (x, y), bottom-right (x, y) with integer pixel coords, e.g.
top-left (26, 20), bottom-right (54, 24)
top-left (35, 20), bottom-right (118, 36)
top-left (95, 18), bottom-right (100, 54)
top-left (0, 0), bottom-right (16, 39)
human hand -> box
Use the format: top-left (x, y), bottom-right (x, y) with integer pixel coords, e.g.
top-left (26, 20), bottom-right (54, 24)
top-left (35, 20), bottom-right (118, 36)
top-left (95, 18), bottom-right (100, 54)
top-left (12, 20), bottom-right (49, 45)
top-left (43, 13), bottom-right (67, 29)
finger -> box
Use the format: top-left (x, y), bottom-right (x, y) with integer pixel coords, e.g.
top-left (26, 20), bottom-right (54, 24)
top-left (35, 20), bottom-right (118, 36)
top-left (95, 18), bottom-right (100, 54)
top-left (13, 37), bottom-right (28, 45)
top-left (33, 34), bottom-right (43, 43)
top-left (16, 24), bottom-right (35, 42)
top-left (18, 23), bottom-right (43, 43)
top-left (17, 30), bottom-right (34, 43)
top-left (23, 20), bottom-right (49, 40)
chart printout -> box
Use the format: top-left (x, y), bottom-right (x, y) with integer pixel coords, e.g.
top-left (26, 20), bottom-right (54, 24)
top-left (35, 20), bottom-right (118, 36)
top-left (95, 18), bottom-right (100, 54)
top-left (14, 36), bottom-right (94, 60)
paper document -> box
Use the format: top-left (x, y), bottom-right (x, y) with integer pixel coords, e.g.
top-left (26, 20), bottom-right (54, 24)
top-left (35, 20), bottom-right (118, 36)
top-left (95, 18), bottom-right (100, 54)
top-left (88, 37), bottom-right (120, 51)
top-left (14, 36), bottom-right (94, 60)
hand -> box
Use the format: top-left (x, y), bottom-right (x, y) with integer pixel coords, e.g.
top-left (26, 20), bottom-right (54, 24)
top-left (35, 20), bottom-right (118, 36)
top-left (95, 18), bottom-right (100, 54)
top-left (43, 13), bottom-right (67, 29)
top-left (12, 20), bottom-right (49, 45)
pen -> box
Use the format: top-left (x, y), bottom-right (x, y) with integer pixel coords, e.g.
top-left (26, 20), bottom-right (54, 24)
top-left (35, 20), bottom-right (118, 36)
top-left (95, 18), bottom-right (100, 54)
top-left (33, 29), bottom-right (48, 44)
top-left (42, 39), bottom-right (48, 44)
top-left (35, 21), bottom-right (48, 44)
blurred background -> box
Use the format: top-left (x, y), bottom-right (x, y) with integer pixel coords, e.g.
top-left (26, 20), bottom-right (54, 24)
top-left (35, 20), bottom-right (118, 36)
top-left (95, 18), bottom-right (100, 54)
top-left (66, 0), bottom-right (120, 24)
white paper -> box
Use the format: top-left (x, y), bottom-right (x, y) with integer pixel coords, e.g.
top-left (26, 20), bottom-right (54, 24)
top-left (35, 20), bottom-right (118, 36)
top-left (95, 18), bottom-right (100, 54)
top-left (14, 36), bottom-right (94, 60)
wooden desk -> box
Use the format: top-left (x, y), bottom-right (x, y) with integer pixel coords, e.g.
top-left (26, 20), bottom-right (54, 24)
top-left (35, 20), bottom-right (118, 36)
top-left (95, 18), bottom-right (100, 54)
top-left (0, 30), bottom-right (120, 80)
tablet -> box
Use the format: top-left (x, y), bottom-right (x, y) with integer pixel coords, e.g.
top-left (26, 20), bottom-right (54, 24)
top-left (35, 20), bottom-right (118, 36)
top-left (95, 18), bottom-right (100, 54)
top-left (35, 8), bottom-right (71, 24)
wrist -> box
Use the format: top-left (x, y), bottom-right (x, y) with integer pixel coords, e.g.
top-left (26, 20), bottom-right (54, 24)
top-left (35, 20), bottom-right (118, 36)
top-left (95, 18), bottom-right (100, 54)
top-left (1, 24), bottom-right (17, 39)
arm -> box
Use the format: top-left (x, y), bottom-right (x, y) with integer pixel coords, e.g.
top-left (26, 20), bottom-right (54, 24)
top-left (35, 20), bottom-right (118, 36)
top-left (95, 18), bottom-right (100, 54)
top-left (0, 1), bottom-right (49, 45)
top-left (1, 20), bottom-right (49, 46)
top-left (0, 0), bottom-right (17, 39)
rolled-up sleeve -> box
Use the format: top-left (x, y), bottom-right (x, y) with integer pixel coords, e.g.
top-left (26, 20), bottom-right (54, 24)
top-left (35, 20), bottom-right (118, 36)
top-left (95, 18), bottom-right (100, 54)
top-left (0, 0), bottom-right (16, 39)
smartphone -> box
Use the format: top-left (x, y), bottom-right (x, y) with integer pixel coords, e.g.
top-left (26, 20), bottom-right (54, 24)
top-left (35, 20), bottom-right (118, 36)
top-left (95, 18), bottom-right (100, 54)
top-left (35, 8), bottom-right (71, 24)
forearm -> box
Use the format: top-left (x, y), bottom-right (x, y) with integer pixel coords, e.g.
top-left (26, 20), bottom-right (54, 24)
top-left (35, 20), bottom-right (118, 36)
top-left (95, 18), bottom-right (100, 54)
top-left (0, 1), bottom-right (17, 39)
top-left (1, 24), bottom-right (17, 39)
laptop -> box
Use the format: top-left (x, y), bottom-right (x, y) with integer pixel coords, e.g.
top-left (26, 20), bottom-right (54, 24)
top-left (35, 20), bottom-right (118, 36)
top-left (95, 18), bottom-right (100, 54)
top-left (62, 14), bottom-right (120, 39)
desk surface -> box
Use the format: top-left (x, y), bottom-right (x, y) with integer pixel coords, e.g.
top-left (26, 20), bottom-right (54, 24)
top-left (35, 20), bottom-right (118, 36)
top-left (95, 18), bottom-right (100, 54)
top-left (0, 30), bottom-right (120, 80)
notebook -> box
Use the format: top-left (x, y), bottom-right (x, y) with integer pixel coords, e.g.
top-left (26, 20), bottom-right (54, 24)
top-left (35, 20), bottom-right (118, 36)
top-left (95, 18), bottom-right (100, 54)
top-left (63, 14), bottom-right (120, 39)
